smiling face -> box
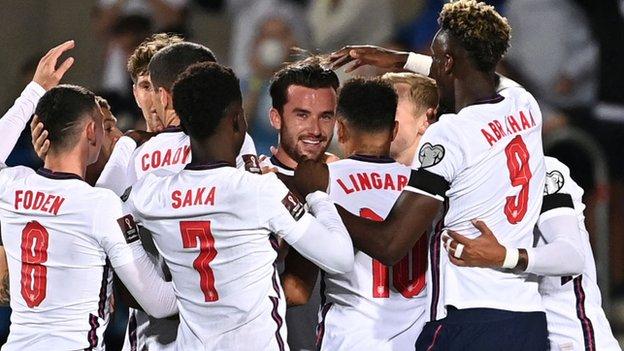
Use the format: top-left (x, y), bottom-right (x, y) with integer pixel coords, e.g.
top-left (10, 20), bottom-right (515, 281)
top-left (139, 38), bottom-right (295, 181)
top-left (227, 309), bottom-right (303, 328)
top-left (271, 85), bottom-right (337, 162)
top-left (133, 74), bottom-right (164, 132)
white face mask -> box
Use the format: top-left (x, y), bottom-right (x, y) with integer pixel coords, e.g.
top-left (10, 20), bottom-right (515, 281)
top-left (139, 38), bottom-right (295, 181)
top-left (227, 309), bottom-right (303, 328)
top-left (257, 38), bottom-right (287, 69)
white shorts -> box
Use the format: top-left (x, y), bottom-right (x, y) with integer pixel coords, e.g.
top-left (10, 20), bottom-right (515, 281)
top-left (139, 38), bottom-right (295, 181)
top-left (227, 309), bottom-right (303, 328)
top-left (316, 302), bottom-right (426, 351)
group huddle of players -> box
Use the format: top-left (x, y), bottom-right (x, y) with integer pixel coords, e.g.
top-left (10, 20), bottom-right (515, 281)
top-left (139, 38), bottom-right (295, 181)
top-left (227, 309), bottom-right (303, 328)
top-left (0, 1), bottom-right (620, 350)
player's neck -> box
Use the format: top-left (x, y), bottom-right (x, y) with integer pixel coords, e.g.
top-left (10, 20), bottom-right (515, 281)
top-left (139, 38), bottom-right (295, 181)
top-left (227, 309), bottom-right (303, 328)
top-left (188, 135), bottom-right (236, 167)
top-left (394, 142), bottom-right (418, 166)
top-left (274, 147), bottom-right (299, 169)
top-left (164, 111), bottom-right (180, 128)
top-left (346, 134), bottom-right (391, 158)
top-left (44, 150), bottom-right (88, 179)
top-left (454, 71), bottom-right (497, 111)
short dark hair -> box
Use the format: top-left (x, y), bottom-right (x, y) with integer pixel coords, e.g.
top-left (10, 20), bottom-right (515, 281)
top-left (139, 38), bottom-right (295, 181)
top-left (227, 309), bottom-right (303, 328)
top-left (269, 56), bottom-right (339, 113)
top-left (439, 0), bottom-right (511, 72)
top-left (149, 42), bottom-right (217, 91)
top-left (35, 85), bottom-right (97, 151)
top-left (172, 62), bottom-right (242, 139)
top-left (337, 78), bottom-right (397, 133)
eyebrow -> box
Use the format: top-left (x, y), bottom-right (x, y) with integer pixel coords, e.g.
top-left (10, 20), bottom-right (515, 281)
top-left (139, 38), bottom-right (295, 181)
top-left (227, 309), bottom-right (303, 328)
top-left (292, 108), bottom-right (311, 114)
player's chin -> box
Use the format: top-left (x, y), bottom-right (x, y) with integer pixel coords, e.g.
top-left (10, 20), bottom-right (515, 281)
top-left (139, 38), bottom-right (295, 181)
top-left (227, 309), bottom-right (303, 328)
top-left (298, 142), bottom-right (326, 161)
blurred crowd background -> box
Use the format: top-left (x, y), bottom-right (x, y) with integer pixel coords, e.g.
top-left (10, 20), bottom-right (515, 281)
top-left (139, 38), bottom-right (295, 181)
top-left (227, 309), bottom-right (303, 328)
top-left (0, 0), bottom-right (623, 348)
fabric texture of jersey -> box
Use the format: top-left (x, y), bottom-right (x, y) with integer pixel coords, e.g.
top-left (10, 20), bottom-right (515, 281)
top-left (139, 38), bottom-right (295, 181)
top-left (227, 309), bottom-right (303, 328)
top-left (0, 165), bottom-right (136, 350)
top-left (407, 86), bottom-right (546, 319)
top-left (537, 157), bottom-right (620, 351)
top-left (318, 155), bottom-right (426, 351)
top-left (122, 164), bottom-right (322, 350)
top-left (95, 128), bottom-right (256, 351)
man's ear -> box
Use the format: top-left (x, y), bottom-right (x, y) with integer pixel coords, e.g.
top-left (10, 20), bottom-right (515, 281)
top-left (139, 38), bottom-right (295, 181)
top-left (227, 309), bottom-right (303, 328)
top-left (336, 119), bottom-right (347, 144)
top-left (269, 107), bottom-right (282, 130)
top-left (391, 120), bottom-right (399, 142)
top-left (86, 120), bottom-right (96, 146)
top-left (159, 88), bottom-right (170, 110)
top-left (444, 53), bottom-right (454, 75)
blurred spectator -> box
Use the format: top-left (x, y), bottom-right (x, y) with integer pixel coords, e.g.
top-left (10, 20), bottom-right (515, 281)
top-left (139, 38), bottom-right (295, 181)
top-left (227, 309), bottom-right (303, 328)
top-left (242, 15), bottom-right (300, 156)
top-left (504, 0), bottom-right (597, 114)
top-left (93, 0), bottom-right (189, 35)
top-left (226, 0), bottom-right (310, 81)
top-left (92, 0), bottom-right (190, 127)
top-left (573, 0), bottom-right (624, 296)
top-left (307, 0), bottom-right (394, 53)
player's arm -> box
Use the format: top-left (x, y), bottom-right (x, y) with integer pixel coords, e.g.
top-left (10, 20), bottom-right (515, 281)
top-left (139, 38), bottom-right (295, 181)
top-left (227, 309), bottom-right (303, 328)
top-left (0, 41), bottom-right (75, 162)
top-left (266, 159), bottom-right (354, 275)
top-left (97, 196), bottom-right (178, 318)
top-left (330, 46), bottom-right (516, 92)
top-left (95, 131), bottom-right (154, 196)
top-left (336, 190), bottom-right (441, 266)
top-left (444, 195), bottom-right (585, 275)
top-left (281, 249), bottom-right (319, 306)
top-left (444, 209), bottom-right (585, 276)
top-left (0, 227), bottom-right (8, 306)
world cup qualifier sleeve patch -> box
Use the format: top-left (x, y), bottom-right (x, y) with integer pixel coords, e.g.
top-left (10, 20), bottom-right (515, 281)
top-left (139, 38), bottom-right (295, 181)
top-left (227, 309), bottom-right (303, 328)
top-left (242, 154), bottom-right (262, 174)
top-left (282, 191), bottom-right (305, 221)
top-left (117, 214), bottom-right (140, 243)
top-left (418, 143), bottom-right (445, 168)
top-left (543, 170), bottom-right (564, 195)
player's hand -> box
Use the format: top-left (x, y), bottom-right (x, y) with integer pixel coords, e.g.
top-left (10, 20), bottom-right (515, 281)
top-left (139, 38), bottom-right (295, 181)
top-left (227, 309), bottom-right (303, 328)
top-left (293, 158), bottom-right (329, 196)
top-left (443, 220), bottom-right (506, 268)
top-left (32, 40), bottom-right (75, 91)
top-left (30, 115), bottom-right (50, 159)
top-left (258, 155), bottom-right (278, 174)
top-left (124, 130), bottom-right (157, 147)
top-left (329, 45), bottom-right (410, 73)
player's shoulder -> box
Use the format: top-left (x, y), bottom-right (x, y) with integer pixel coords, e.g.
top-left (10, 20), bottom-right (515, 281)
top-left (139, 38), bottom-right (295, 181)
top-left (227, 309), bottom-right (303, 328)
top-left (90, 186), bottom-right (124, 205)
top-left (0, 164), bottom-right (34, 179)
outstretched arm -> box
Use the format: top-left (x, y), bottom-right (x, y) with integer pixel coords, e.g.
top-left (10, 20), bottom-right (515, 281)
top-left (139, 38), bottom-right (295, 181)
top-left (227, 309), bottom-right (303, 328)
top-left (0, 40), bottom-right (75, 162)
top-left (337, 190), bottom-right (441, 266)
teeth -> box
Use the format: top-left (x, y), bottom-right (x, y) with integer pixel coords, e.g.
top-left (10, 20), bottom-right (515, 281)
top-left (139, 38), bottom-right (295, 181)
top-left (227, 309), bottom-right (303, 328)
top-left (302, 140), bottom-right (320, 145)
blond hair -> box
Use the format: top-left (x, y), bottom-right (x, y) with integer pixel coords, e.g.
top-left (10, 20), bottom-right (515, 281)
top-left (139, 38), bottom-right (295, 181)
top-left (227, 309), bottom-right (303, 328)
top-left (439, 0), bottom-right (511, 71)
top-left (382, 72), bottom-right (437, 114)
top-left (127, 33), bottom-right (184, 82)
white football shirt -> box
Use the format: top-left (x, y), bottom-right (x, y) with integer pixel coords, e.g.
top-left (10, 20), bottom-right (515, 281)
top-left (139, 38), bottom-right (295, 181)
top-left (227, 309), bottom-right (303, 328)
top-left (319, 155), bottom-right (426, 350)
top-left (123, 163), bottom-right (326, 350)
top-left (96, 127), bottom-right (257, 350)
top-left (98, 128), bottom-right (258, 196)
top-left (537, 157), bottom-right (620, 351)
top-left (0, 165), bottom-right (137, 351)
top-left (407, 86), bottom-right (546, 319)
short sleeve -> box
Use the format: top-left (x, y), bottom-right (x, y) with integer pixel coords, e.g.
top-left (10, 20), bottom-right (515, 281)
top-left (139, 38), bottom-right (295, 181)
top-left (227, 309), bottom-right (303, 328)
top-left (236, 133), bottom-right (258, 171)
top-left (404, 121), bottom-right (462, 200)
top-left (540, 157), bottom-right (582, 221)
top-left (256, 174), bottom-right (311, 244)
top-left (94, 192), bottom-right (143, 268)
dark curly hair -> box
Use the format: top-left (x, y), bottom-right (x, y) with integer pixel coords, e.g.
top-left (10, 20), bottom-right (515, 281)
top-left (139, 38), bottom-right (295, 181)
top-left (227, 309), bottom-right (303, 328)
top-left (35, 85), bottom-right (97, 152)
top-left (172, 62), bottom-right (242, 139)
top-left (269, 55), bottom-right (339, 113)
top-left (337, 78), bottom-right (397, 133)
top-left (439, 0), bottom-right (511, 72)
